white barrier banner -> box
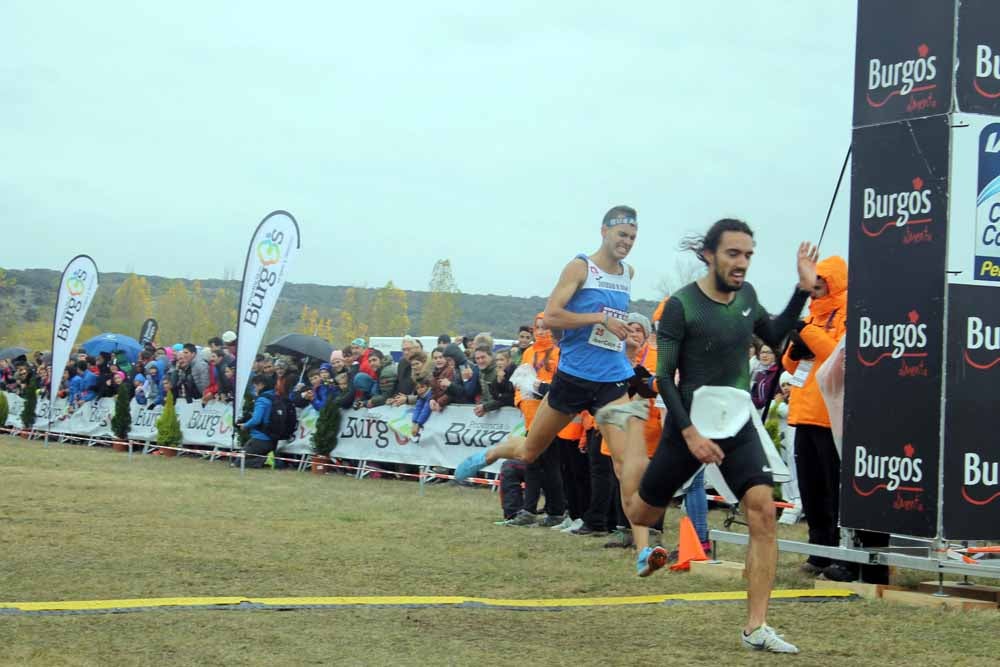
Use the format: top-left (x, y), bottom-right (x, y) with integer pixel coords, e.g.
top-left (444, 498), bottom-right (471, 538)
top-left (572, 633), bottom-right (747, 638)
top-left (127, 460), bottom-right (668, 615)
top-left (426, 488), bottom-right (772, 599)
top-left (4, 392), bottom-right (521, 470)
top-left (278, 404), bottom-right (521, 471)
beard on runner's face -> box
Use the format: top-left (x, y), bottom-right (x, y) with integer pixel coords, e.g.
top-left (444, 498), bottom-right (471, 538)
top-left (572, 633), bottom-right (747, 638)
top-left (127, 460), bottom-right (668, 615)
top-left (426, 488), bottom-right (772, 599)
top-left (710, 252), bottom-right (748, 292)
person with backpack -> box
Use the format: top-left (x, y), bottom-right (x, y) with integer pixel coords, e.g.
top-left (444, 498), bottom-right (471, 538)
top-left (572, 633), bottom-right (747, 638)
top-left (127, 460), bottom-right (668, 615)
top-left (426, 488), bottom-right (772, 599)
top-left (237, 375), bottom-right (291, 469)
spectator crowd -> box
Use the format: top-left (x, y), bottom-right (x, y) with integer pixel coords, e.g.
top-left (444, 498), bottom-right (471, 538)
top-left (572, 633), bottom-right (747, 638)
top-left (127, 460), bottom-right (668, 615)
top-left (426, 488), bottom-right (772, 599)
top-left (3, 254), bottom-right (865, 581)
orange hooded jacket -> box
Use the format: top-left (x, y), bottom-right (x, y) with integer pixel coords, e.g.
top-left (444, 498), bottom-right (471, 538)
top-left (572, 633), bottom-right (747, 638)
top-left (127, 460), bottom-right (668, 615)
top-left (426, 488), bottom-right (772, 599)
top-left (515, 312), bottom-right (582, 440)
top-left (782, 255), bottom-right (848, 428)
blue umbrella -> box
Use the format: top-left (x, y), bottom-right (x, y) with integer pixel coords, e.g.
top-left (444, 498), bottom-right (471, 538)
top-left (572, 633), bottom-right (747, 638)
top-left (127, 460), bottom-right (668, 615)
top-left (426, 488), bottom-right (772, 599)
top-left (82, 333), bottom-right (143, 363)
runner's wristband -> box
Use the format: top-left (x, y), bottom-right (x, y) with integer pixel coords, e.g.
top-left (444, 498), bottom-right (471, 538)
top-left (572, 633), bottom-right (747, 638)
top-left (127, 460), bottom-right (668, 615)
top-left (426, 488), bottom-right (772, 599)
top-left (603, 312), bottom-right (609, 327)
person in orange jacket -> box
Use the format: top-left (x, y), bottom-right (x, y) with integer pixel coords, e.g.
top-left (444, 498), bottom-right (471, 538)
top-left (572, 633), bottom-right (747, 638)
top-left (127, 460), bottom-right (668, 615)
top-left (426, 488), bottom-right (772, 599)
top-left (781, 255), bottom-right (850, 579)
top-left (499, 313), bottom-right (579, 527)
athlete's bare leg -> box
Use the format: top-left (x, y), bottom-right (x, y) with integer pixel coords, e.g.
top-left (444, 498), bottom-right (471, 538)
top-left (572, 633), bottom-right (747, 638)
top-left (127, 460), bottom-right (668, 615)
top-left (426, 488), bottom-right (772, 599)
top-left (742, 484), bottom-right (778, 632)
top-left (483, 395), bottom-right (574, 465)
top-left (601, 412), bottom-right (653, 552)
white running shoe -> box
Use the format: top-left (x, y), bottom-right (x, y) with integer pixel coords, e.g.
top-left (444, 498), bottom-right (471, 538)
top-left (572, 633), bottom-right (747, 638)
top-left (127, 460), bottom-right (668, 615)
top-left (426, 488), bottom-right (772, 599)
top-left (550, 516), bottom-right (574, 531)
top-left (560, 518), bottom-right (584, 533)
top-left (741, 625), bottom-right (799, 654)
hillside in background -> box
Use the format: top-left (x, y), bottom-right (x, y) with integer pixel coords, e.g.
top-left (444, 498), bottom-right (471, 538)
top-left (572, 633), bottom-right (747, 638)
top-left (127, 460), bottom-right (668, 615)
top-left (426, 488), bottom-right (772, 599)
top-left (0, 268), bottom-right (662, 351)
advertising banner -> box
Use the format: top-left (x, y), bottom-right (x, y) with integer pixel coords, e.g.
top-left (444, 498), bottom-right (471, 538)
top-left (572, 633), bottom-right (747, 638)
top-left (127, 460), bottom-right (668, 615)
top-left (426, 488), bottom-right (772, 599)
top-left (956, 0), bottom-right (1000, 115)
top-left (49, 255), bottom-right (99, 424)
top-left (234, 211), bottom-right (300, 423)
top-left (842, 117), bottom-right (950, 537)
top-left (853, 0), bottom-right (954, 128)
top-left (4, 394), bottom-right (515, 472)
top-left (942, 284), bottom-right (1000, 539)
top-left (138, 318), bottom-right (158, 347)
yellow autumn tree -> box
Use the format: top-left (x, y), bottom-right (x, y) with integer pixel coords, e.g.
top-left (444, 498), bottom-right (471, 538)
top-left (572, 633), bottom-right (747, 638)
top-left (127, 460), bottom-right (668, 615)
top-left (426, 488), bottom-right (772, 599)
top-left (107, 274), bottom-right (154, 337)
top-left (155, 281), bottom-right (192, 345)
top-left (368, 281), bottom-right (410, 337)
top-left (332, 288), bottom-right (367, 346)
top-left (420, 259), bottom-right (461, 337)
top-left (207, 288), bottom-right (237, 338)
top-left (297, 305), bottom-right (320, 335)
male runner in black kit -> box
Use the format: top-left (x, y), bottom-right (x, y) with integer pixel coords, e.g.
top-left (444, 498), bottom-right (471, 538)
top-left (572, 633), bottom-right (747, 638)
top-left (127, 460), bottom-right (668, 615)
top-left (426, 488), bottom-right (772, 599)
top-left (625, 218), bottom-right (818, 654)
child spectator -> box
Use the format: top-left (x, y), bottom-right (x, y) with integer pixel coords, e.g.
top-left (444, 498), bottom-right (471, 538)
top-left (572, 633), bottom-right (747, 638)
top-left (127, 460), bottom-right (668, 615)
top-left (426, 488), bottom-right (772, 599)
top-left (410, 374), bottom-right (433, 437)
top-left (133, 373), bottom-right (147, 405)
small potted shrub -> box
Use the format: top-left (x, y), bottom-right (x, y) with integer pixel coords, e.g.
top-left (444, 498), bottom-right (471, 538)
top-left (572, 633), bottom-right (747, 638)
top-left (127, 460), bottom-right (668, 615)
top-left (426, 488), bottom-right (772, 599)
top-left (311, 399), bottom-right (341, 474)
top-left (110, 382), bottom-right (132, 452)
top-left (154, 392), bottom-right (182, 458)
top-left (20, 378), bottom-right (38, 437)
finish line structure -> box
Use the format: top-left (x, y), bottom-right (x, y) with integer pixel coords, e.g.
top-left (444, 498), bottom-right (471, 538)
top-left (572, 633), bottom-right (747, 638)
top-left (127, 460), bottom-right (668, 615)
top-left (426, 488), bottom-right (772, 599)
top-left (719, 0), bottom-right (1000, 590)
top-left (0, 590), bottom-right (855, 616)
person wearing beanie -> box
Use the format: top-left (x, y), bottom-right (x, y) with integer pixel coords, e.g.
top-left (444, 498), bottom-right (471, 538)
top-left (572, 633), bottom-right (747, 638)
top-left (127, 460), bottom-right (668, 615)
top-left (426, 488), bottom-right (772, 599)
top-left (133, 373), bottom-right (147, 404)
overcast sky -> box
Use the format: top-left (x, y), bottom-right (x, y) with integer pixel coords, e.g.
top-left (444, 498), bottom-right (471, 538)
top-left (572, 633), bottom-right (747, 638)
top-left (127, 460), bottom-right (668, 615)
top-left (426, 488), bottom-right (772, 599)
top-left (2, 2), bottom-right (856, 310)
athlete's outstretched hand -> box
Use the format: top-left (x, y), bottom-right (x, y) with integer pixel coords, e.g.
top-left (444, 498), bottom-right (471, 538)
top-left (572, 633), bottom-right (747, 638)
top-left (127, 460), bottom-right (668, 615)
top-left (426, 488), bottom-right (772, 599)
top-left (796, 242), bottom-right (819, 291)
top-left (684, 430), bottom-right (725, 465)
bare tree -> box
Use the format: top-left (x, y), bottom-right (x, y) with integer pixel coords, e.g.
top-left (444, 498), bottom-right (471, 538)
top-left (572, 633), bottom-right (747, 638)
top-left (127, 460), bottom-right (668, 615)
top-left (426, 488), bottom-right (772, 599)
top-left (654, 256), bottom-right (706, 297)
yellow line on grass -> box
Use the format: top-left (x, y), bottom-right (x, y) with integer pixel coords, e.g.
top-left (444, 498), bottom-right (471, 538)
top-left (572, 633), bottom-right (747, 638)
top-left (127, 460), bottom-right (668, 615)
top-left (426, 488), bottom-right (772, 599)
top-left (0, 589), bottom-right (852, 612)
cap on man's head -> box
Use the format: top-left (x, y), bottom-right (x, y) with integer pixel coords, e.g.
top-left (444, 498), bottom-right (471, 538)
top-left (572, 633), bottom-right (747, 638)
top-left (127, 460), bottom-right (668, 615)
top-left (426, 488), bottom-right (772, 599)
top-left (351, 338), bottom-right (366, 347)
top-left (222, 330), bottom-right (237, 343)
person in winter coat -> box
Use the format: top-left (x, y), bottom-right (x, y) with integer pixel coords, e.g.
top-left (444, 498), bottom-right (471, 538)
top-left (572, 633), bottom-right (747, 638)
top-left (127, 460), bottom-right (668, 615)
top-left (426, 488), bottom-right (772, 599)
top-left (366, 360), bottom-right (399, 408)
top-left (238, 376), bottom-right (276, 469)
top-left (68, 360), bottom-right (98, 406)
top-left (440, 343), bottom-right (478, 404)
top-left (428, 348), bottom-right (456, 412)
top-left (410, 374), bottom-right (434, 437)
top-left (781, 254), bottom-right (880, 583)
top-left (472, 345), bottom-right (515, 416)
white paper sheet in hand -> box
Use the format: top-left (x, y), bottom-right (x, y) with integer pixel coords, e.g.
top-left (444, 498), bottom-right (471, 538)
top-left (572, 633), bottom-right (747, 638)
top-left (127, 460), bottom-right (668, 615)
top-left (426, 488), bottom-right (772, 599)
top-left (509, 364), bottom-right (540, 399)
top-left (677, 386), bottom-right (791, 505)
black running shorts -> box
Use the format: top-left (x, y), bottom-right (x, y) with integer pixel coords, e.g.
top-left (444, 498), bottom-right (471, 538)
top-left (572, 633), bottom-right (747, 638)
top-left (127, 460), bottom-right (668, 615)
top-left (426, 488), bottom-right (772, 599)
top-left (546, 370), bottom-right (628, 416)
top-left (638, 418), bottom-right (773, 508)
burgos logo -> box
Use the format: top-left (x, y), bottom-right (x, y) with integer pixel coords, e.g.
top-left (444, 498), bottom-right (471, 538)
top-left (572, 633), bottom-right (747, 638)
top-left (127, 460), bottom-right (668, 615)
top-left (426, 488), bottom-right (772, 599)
top-left (857, 309), bottom-right (929, 377)
top-left (861, 176), bottom-right (933, 245)
top-left (867, 43), bottom-right (939, 112)
top-left (66, 269), bottom-right (87, 296)
top-left (962, 452), bottom-right (1000, 506)
top-left (244, 228), bottom-right (286, 327)
top-left (974, 45), bottom-right (1000, 99)
top-left (256, 232), bottom-right (282, 266)
top-left (964, 316), bottom-right (1000, 370)
top-left (851, 443), bottom-right (924, 510)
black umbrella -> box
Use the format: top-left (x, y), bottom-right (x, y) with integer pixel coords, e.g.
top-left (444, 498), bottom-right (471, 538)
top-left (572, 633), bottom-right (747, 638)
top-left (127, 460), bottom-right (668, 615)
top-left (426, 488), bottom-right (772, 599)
top-left (265, 334), bottom-right (335, 362)
top-left (0, 346), bottom-right (29, 361)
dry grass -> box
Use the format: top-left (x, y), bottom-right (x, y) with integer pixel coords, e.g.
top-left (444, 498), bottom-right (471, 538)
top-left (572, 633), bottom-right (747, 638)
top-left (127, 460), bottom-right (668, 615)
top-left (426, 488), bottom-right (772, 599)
top-left (1, 436), bottom-right (998, 666)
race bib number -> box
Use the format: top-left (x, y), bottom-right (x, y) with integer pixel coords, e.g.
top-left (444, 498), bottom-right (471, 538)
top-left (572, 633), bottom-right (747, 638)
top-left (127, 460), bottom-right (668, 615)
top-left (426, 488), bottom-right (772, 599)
top-left (588, 307), bottom-right (627, 351)
top-left (789, 360), bottom-right (813, 388)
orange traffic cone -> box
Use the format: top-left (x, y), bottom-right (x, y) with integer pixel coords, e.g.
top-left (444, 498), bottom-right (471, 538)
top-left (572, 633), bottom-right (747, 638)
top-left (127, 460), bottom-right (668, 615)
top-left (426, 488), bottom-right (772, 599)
top-left (669, 516), bottom-right (709, 571)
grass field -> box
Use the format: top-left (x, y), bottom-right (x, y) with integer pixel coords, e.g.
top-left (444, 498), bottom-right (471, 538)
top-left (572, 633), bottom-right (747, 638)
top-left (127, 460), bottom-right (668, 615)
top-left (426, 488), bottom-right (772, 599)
top-left (1, 436), bottom-right (998, 666)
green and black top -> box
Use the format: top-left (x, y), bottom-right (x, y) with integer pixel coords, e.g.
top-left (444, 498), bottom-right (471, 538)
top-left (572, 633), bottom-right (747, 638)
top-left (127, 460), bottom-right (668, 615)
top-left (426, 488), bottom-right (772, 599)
top-left (656, 282), bottom-right (808, 432)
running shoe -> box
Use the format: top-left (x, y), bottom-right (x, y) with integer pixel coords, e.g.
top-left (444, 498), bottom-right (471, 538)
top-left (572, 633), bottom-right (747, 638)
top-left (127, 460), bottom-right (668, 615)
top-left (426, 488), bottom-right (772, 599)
top-left (635, 545), bottom-right (668, 577)
top-left (536, 514), bottom-right (565, 528)
top-left (550, 516), bottom-right (574, 531)
top-left (560, 518), bottom-right (584, 534)
top-left (453, 449), bottom-right (488, 482)
top-left (507, 509), bottom-right (537, 526)
top-left (741, 625), bottom-right (799, 654)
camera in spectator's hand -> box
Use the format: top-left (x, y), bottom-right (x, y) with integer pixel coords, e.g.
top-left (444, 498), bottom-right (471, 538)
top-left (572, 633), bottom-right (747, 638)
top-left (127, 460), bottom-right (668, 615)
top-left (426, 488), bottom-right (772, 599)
top-left (787, 329), bottom-right (815, 361)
